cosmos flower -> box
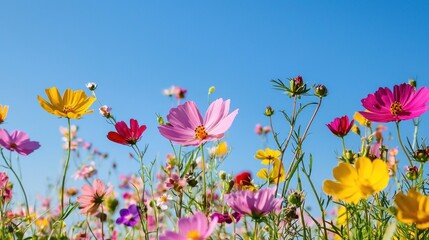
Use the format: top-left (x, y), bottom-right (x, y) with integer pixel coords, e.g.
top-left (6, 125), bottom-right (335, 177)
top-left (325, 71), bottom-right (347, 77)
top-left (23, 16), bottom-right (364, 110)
top-left (254, 148), bottom-right (281, 165)
top-left (77, 179), bottom-right (113, 215)
top-left (116, 204), bottom-right (141, 227)
top-left (158, 98), bottom-right (238, 146)
top-left (326, 115), bottom-right (354, 137)
top-left (99, 105), bottom-right (112, 118)
top-left (323, 157), bottom-right (389, 204)
top-left (359, 83), bottom-right (429, 123)
top-left (394, 188), bottom-right (429, 229)
top-left (211, 212), bottom-right (242, 224)
top-left (224, 187), bottom-right (283, 220)
top-left (234, 171), bottom-right (253, 188)
top-left (159, 212), bottom-right (217, 240)
top-left (257, 159), bottom-right (286, 184)
top-left (37, 87), bottom-right (96, 119)
top-left (107, 119), bottom-right (147, 145)
top-left (0, 105), bottom-right (9, 124)
top-left (156, 193), bottom-right (173, 210)
top-left (0, 129), bottom-right (41, 156)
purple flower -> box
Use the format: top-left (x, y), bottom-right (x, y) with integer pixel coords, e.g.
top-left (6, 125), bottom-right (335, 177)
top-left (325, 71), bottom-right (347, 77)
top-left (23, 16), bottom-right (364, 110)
top-left (116, 204), bottom-right (141, 227)
top-left (211, 212), bottom-right (242, 224)
top-left (159, 212), bottom-right (217, 240)
top-left (0, 129), bottom-right (41, 156)
top-left (224, 187), bottom-right (283, 220)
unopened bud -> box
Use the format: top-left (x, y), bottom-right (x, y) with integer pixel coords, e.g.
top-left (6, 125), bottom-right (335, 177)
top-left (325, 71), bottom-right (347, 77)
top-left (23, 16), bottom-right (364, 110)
top-left (314, 84), bottom-right (328, 98)
top-left (405, 166), bottom-right (419, 180)
top-left (157, 116), bottom-right (165, 125)
top-left (219, 170), bottom-right (227, 180)
top-left (408, 79), bottom-right (417, 89)
top-left (264, 106), bottom-right (274, 116)
top-left (86, 82), bottom-right (97, 91)
top-left (208, 86), bottom-right (215, 94)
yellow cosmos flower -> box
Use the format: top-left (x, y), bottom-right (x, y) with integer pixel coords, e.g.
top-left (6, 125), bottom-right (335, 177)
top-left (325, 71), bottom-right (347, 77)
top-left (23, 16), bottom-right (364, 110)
top-left (394, 189), bottom-right (429, 229)
top-left (38, 87), bottom-right (96, 119)
top-left (0, 105), bottom-right (8, 124)
top-left (353, 112), bottom-right (371, 127)
top-left (255, 148), bottom-right (281, 165)
top-left (35, 217), bottom-right (49, 230)
top-left (323, 157), bottom-right (389, 204)
top-left (256, 159), bottom-right (285, 184)
top-left (215, 141), bottom-right (229, 157)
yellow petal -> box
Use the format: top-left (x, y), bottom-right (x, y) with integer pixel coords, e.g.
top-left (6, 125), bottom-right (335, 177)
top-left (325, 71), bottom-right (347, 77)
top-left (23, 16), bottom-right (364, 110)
top-left (355, 157), bottom-right (373, 180)
top-left (333, 163), bottom-right (358, 185)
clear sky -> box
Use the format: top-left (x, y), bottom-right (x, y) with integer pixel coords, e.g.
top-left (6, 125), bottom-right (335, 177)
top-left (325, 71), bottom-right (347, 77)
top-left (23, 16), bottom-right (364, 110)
top-left (1, 1), bottom-right (429, 212)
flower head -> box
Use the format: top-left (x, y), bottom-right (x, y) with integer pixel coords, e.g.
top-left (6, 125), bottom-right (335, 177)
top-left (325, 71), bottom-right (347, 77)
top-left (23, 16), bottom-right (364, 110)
top-left (156, 193), bottom-right (173, 210)
top-left (326, 115), bottom-right (354, 137)
top-left (359, 83), bottom-right (429, 122)
top-left (116, 204), bottom-right (141, 227)
top-left (234, 171), bottom-right (252, 188)
top-left (158, 98), bottom-right (239, 146)
top-left (394, 189), bottom-right (429, 229)
top-left (211, 212), bottom-right (241, 224)
top-left (86, 82), bottom-right (97, 91)
top-left (224, 187), bottom-right (283, 220)
top-left (0, 105), bottom-right (9, 124)
top-left (159, 212), bottom-right (217, 240)
top-left (323, 157), bottom-right (389, 204)
top-left (0, 129), bottom-right (41, 156)
top-left (107, 119), bottom-right (147, 145)
top-left (255, 148), bottom-right (281, 165)
top-left (99, 105), bottom-right (112, 118)
top-left (257, 159), bottom-right (286, 184)
top-left (38, 87), bottom-right (96, 119)
top-left (77, 179), bottom-right (113, 215)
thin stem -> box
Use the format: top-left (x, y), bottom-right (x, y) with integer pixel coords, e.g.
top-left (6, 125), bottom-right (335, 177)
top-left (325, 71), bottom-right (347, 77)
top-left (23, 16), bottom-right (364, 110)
top-left (60, 118), bottom-right (72, 218)
top-left (0, 150), bottom-right (30, 220)
top-left (395, 121), bottom-right (414, 167)
top-left (253, 221), bottom-right (259, 240)
top-left (200, 144), bottom-right (207, 215)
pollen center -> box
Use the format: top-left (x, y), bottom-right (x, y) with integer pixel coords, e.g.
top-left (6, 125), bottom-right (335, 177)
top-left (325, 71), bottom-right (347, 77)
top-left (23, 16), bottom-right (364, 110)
top-left (63, 105), bottom-right (74, 113)
top-left (390, 101), bottom-right (403, 116)
top-left (195, 125), bottom-right (208, 140)
top-left (187, 230), bottom-right (201, 239)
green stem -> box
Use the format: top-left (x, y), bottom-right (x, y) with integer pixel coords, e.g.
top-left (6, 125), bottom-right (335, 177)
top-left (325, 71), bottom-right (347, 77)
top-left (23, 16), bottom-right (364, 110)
top-left (60, 118), bottom-right (72, 218)
top-left (253, 221), bottom-right (259, 240)
top-left (200, 144), bottom-right (207, 215)
top-left (1, 150), bottom-right (30, 220)
top-left (395, 121), bottom-right (414, 167)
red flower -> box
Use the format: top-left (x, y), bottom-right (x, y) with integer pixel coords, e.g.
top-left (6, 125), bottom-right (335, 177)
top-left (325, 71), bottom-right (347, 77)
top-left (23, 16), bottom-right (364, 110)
top-left (326, 115), bottom-right (354, 137)
top-left (107, 119), bottom-right (147, 145)
top-left (234, 171), bottom-right (252, 187)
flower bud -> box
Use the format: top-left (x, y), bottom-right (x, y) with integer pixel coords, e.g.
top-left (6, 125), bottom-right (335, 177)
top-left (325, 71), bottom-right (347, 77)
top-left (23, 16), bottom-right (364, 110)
top-left (351, 124), bottom-right (361, 136)
top-left (408, 79), bottom-right (417, 89)
top-left (99, 105), bottom-right (112, 118)
top-left (264, 106), bottom-right (274, 116)
top-left (413, 148), bottom-right (429, 163)
top-left (405, 166), bottom-right (419, 180)
top-left (314, 84), bottom-right (328, 98)
top-left (287, 190), bottom-right (305, 207)
top-left (157, 115), bottom-right (165, 125)
top-left (208, 86), bottom-right (215, 94)
top-left (219, 170), bottom-right (227, 180)
top-left (86, 82), bottom-right (97, 91)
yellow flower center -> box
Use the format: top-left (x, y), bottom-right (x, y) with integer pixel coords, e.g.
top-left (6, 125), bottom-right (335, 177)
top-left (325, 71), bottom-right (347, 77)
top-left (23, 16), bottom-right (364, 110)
top-left (390, 101), bottom-right (403, 116)
top-left (187, 230), bottom-right (201, 240)
top-left (195, 125), bottom-right (208, 140)
top-left (160, 195), bottom-right (168, 202)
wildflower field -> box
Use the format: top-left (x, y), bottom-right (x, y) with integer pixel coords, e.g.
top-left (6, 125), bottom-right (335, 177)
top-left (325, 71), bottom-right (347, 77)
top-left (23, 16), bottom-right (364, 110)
top-left (1, 78), bottom-right (429, 240)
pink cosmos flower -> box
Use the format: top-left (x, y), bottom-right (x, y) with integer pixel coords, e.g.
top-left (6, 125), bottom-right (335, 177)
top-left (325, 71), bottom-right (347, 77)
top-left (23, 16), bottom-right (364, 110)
top-left (77, 179), bottom-right (113, 215)
top-left (224, 187), bottom-right (283, 220)
top-left (107, 119), bottom-right (147, 145)
top-left (359, 83), bottom-right (429, 123)
top-left (159, 212), bottom-right (217, 240)
top-left (0, 129), bottom-right (41, 156)
top-left (73, 162), bottom-right (97, 180)
top-left (158, 98), bottom-right (239, 146)
top-left (326, 116), bottom-right (354, 137)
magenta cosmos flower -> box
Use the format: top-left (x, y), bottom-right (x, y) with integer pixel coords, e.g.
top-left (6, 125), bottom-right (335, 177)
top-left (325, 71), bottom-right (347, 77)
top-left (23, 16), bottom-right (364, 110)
top-left (77, 178), bottom-right (113, 215)
top-left (224, 187), bottom-right (283, 220)
top-left (326, 115), bottom-right (354, 137)
top-left (0, 129), bottom-right (41, 156)
top-left (159, 212), bottom-right (217, 240)
top-left (158, 98), bottom-right (239, 146)
top-left (359, 83), bottom-right (429, 123)
top-left (107, 119), bottom-right (147, 145)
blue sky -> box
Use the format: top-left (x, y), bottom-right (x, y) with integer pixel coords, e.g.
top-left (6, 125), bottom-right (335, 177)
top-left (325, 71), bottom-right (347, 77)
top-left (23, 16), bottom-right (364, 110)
top-left (1, 1), bottom-right (429, 213)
